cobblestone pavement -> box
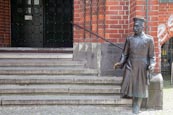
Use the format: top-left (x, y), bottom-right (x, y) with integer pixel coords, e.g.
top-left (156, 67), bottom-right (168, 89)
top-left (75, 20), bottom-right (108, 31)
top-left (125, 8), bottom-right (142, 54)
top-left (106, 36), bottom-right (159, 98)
top-left (0, 81), bottom-right (173, 115)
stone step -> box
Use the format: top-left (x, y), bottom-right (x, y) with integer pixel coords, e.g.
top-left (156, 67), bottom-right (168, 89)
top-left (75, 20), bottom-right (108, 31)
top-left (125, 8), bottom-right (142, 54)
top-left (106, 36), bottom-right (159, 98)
top-left (0, 47), bottom-right (73, 53)
top-left (0, 95), bottom-right (132, 106)
top-left (0, 67), bottom-right (98, 75)
top-left (0, 53), bottom-right (73, 59)
top-left (0, 75), bottom-right (122, 85)
top-left (0, 84), bottom-right (121, 94)
top-left (0, 59), bottom-right (86, 67)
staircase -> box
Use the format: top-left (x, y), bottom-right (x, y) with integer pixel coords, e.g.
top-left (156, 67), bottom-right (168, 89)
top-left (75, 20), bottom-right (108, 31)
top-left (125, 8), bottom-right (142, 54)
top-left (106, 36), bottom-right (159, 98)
top-left (0, 48), bottom-right (131, 106)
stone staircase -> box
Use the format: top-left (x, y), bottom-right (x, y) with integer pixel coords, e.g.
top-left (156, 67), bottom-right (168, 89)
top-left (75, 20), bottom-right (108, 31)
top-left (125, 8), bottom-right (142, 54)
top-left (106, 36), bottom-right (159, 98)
top-left (0, 48), bottom-right (132, 106)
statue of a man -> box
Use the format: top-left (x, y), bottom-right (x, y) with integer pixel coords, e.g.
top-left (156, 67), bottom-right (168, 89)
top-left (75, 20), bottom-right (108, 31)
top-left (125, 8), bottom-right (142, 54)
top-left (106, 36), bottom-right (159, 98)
top-left (114, 17), bottom-right (155, 114)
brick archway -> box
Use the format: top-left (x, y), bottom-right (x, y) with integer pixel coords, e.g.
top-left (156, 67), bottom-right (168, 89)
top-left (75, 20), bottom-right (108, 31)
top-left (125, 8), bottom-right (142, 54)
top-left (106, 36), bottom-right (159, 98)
top-left (158, 15), bottom-right (173, 46)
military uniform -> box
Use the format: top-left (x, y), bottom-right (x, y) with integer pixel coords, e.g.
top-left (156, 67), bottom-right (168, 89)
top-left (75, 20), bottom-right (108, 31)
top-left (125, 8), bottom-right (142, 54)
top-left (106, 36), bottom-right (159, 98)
top-left (114, 17), bottom-right (156, 114)
top-left (119, 32), bottom-right (155, 98)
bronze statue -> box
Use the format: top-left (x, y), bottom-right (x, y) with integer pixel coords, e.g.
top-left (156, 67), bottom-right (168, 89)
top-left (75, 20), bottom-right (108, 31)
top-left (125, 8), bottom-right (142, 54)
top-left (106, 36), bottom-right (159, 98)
top-left (114, 17), bottom-right (155, 114)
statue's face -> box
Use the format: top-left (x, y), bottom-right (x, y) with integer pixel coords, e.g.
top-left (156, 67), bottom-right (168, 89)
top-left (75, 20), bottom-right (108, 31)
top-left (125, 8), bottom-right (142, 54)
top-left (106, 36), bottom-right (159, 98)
top-left (133, 21), bottom-right (144, 35)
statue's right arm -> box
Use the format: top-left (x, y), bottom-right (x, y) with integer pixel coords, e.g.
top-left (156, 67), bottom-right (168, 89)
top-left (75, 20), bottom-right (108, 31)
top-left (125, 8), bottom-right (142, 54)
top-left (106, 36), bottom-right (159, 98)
top-left (114, 37), bottom-right (129, 69)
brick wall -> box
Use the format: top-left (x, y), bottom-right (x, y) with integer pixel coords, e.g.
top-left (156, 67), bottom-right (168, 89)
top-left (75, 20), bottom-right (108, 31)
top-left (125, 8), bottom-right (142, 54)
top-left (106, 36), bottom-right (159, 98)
top-left (148, 0), bottom-right (160, 73)
top-left (73, 0), bottom-right (161, 72)
top-left (0, 0), bottom-right (11, 47)
top-left (129, 0), bottom-right (136, 34)
top-left (73, 0), bottom-right (81, 42)
top-left (105, 0), bottom-right (129, 43)
top-left (73, 0), bottom-right (129, 43)
top-left (74, 0), bottom-right (107, 43)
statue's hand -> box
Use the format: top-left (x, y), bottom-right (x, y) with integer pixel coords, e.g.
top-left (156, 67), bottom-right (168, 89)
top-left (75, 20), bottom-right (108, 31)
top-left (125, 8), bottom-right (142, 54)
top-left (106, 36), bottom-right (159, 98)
top-left (113, 63), bottom-right (121, 70)
top-left (148, 65), bottom-right (154, 72)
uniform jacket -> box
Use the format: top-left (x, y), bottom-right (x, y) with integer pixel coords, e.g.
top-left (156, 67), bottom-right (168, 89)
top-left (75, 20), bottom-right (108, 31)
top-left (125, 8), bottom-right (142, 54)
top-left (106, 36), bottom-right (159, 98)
top-left (119, 32), bottom-right (155, 98)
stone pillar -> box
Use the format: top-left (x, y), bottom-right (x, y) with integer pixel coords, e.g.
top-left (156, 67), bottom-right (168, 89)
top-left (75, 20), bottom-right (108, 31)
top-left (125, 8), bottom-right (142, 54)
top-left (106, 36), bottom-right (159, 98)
top-left (142, 73), bottom-right (163, 110)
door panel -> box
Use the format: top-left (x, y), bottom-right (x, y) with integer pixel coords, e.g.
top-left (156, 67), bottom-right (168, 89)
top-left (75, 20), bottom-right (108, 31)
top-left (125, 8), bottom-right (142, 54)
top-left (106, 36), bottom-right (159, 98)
top-left (11, 0), bottom-right (73, 48)
top-left (11, 0), bottom-right (43, 47)
top-left (44, 0), bottom-right (73, 48)
top-left (11, 0), bottom-right (24, 47)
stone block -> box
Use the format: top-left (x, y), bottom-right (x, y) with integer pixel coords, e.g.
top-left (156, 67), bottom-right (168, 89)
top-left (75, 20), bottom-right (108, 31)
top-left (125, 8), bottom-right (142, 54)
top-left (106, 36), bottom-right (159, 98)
top-left (85, 43), bottom-right (98, 69)
top-left (100, 43), bottom-right (123, 76)
top-left (73, 43), bottom-right (124, 76)
top-left (73, 43), bottom-right (86, 61)
top-left (146, 73), bottom-right (163, 110)
top-left (147, 89), bottom-right (163, 109)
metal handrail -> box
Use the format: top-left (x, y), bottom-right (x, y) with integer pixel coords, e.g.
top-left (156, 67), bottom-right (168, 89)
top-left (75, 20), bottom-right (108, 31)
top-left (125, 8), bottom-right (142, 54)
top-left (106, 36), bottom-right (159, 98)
top-left (71, 22), bottom-right (123, 50)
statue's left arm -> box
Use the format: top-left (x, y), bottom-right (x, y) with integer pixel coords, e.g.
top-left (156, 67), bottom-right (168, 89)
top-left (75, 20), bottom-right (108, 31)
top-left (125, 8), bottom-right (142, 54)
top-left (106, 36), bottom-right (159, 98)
top-left (148, 37), bottom-right (156, 72)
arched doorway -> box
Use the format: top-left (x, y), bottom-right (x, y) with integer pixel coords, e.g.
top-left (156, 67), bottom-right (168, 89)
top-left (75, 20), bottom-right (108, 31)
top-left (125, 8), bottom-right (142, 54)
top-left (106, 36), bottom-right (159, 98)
top-left (11, 0), bottom-right (73, 48)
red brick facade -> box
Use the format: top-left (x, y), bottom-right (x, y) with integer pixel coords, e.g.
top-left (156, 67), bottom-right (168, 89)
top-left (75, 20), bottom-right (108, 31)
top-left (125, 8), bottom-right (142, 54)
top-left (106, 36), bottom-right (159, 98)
top-left (0, 0), bottom-right (173, 73)
top-left (74, 0), bottom-right (129, 43)
top-left (0, 0), bottom-right (11, 47)
top-left (73, 0), bottom-right (107, 42)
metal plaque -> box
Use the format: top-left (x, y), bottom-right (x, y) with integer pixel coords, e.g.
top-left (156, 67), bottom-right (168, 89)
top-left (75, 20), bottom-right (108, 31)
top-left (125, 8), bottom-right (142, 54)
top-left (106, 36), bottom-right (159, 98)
top-left (24, 15), bottom-right (32, 20)
top-left (34, 0), bottom-right (39, 5)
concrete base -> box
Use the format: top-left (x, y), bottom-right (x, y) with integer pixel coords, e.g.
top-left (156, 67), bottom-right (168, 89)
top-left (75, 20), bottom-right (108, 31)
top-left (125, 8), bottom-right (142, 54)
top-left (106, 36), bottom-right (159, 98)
top-left (142, 73), bottom-right (163, 110)
top-left (73, 43), bottom-right (123, 76)
top-left (147, 73), bottom-right (163, 109)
